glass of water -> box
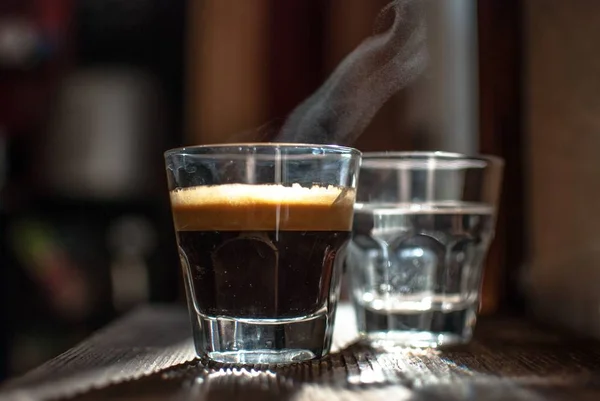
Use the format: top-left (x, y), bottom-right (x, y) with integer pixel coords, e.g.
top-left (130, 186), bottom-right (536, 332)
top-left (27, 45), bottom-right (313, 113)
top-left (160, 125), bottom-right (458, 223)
top-left (346, 152), bottom-right (503, 348)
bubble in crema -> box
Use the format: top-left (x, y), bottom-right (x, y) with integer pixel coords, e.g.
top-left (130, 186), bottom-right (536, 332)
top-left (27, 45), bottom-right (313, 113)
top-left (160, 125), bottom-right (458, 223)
top-left (276, 0), bottom-right (428, 146)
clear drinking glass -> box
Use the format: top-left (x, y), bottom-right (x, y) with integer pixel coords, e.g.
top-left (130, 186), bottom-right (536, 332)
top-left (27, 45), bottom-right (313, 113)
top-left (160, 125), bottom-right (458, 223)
top-left (346, 152), bottom-right (503, 348)
top-left (164, 143), bottom-right (361, 363)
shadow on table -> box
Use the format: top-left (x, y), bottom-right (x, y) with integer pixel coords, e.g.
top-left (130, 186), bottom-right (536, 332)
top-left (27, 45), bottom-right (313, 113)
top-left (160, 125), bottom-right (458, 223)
top-left (59, 318), bottom-right (600, 401)
top-left (152, 339), bottom-right (561, 401)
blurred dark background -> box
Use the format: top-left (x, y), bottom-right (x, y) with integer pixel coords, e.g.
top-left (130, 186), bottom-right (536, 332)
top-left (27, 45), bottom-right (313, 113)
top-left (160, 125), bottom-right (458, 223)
top-left (0, 0), bottom-right (186, 379)
top-left (0, 0), bottom-right (529, 381)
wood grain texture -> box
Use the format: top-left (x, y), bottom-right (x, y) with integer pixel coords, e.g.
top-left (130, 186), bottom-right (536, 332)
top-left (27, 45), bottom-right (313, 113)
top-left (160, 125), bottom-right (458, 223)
top-left (3, 306), bottom-right (600, 401)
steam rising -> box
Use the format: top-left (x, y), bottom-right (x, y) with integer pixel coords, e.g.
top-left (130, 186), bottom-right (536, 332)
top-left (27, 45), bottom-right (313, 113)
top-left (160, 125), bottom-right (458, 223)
top-left (276, 0), bottom-right (428, 145)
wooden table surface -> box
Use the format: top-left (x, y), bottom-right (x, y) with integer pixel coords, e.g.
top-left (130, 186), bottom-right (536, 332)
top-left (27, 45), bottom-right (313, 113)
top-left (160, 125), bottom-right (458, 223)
top-left (2, 304), bottom-right (600, 401)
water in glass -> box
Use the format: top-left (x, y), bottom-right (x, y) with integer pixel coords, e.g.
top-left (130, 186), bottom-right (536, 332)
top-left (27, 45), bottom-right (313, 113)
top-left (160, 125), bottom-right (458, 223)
top-left (347, 201), bottom-right (495, 348)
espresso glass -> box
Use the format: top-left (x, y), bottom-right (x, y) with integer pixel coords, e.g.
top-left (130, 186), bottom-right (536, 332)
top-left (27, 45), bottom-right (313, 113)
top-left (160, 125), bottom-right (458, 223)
top-left (165, 143), bottom-right (361, 364)
top-left (346, 152), bottom-right (503, 348)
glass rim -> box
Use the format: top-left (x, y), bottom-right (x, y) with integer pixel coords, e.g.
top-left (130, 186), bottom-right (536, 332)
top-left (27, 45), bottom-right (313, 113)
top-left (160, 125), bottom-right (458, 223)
top-left (360, 151), bottom-right (503, 169)
top-left (164, 142), bottom-right (362, 159)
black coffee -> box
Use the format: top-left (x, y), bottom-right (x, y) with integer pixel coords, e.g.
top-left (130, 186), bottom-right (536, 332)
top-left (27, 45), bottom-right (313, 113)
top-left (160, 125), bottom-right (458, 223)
top-left (178, 230), bottom-right (349, 318)
top-left (170, 184), bottom-right (355, 320)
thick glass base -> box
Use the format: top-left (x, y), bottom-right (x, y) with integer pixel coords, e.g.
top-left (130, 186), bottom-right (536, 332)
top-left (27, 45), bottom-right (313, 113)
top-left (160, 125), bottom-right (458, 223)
top-left (363, 331), bottom-right (470, 349)
top-left (191, 311), bottom-right (332, 364)
top-left (205, 349), bottom-right (316, 364)
top-left (355, 302), bottom-right (477, 349)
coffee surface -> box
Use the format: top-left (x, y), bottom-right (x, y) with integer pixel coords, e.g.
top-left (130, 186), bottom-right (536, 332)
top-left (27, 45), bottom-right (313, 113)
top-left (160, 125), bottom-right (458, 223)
top-left (170, 184), bottom-right (355, 231)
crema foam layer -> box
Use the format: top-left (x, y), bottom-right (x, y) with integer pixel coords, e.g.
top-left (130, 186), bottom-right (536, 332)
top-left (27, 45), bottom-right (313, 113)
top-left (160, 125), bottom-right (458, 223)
top-left (170, 184), bottom-right (355, 231)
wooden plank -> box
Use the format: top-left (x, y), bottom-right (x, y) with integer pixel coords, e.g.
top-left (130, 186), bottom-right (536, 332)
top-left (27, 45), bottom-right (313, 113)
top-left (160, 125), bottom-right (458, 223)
top-left (69, 316), bottom-right (600, 401)
top-left (4, 306), bottom-right (600, 401)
